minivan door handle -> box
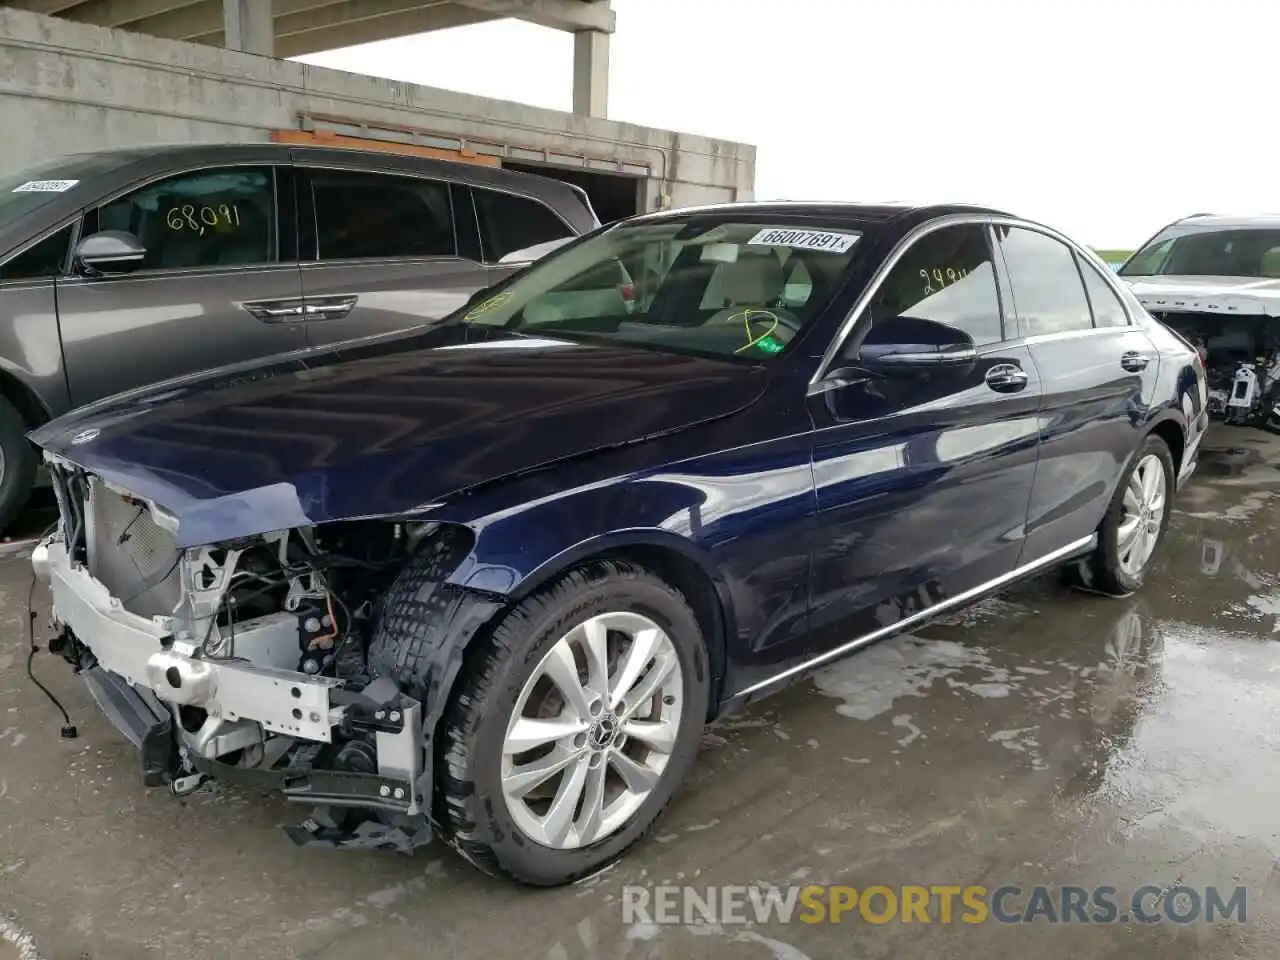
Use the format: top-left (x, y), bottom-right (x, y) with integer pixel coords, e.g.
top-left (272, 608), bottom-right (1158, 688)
top-left (984, 363), bottom-right (1029, 393)
top-left (242, 299), bottom-right (305, 323)
top-left (1121, 351), bottom-right (1151, 372)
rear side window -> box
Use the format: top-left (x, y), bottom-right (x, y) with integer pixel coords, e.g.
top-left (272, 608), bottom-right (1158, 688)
top-left (0, 224), bottom-right (73, 282)
top-left (994, 227), bottom-right (1092, 336)
top-left (1079, 261), bottom-right (1129, 328)
top-left (95, 166), bottom-right (276, 271)
top-left (473, 187), bottom-right (574, 261)
top-left (311, 170), bottom-right (455, 261)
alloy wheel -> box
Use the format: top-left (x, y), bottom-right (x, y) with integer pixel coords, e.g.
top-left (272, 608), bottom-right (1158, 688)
top-left (500, 611), bottom-right (684, 850)
top-left (1118, 453), bottom-right (1168, 577)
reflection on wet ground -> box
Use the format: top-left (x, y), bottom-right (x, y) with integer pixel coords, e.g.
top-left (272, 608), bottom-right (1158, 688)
top-left (2, 427), bottom-right (1280, 958)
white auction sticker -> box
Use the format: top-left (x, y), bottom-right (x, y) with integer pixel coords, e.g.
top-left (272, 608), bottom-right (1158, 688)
top-left (748, 227), bottom-right (859, 254)
top-left (12, 179), bottom-right (79, 193)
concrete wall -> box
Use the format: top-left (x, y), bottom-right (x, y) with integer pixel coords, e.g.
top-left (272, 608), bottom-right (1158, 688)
top-left (0, 7), bottom-right (755, 210)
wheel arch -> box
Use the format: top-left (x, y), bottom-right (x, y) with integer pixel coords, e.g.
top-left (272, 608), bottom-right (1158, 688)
top-left (0, 362), bottom-right (52, 431)
top-left (502, 530), bottom-right (735, 718)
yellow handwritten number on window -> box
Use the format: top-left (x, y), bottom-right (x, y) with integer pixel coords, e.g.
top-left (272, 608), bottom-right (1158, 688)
top-left (165, 204), bottom-right (242, 236)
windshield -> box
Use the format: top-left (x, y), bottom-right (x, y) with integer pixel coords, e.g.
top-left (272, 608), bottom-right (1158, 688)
top-left (1120, 227), bottom-right (1280, 278)
top-left (0, 154), bottom-right (123, 229)
top-left (461, 217), bottom-right (864, 361)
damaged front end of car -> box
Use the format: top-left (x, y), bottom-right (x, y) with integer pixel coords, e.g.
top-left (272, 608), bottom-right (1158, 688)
top-left (32, 453), bottom-right (489, 854)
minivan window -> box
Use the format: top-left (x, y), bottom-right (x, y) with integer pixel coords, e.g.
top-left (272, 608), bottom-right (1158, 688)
top-left (461, 217), bottom-right (863, 362)
top-left (311, 170), bottom-right (455, 261)
top-left (0, 225), bottom-right (74, 283)
top-left (994, 226), bottom-right (1093, 336)
top-left (473, 187), bottom-right (574, 261)
top-left (94, 166), bottom-right (276, 271)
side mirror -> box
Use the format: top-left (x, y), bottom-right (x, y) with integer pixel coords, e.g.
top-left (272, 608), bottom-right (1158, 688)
top-left (497, 236), bottom-right (575, 265)
top-left (74, 230), bottom-right (147, 274)
top-left (857, 315), bottom-right (977, 373)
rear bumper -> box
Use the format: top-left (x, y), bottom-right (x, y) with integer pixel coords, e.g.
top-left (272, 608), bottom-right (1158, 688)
top-left (35, 535), bottom-right (432, 835)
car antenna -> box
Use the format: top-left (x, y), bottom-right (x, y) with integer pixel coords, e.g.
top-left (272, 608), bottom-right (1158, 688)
top-left (25, 526), bottom-right (77, 738)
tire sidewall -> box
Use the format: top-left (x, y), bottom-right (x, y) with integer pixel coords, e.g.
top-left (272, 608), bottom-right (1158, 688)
top-left (1100, 435), bottom-right (1175, 594)
top-left (465, 574), bottom-right (708, 885)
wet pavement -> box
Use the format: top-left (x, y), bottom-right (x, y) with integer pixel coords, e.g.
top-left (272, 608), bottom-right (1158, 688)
top-left (3, 427), bottom-right (1280, 958)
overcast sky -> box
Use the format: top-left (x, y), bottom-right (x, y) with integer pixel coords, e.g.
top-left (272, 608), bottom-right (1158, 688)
top-left (299, 0), bottom-right (1277, 250)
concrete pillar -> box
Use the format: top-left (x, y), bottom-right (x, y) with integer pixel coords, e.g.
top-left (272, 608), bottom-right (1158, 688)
top-left (223, 0), bottom-right (273, 57)
top-left (572, 28), bottom-right (609, 118)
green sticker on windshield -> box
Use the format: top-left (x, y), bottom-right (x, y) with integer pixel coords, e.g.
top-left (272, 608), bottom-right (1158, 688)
top-left (756, 335), bottom-right (785, 355)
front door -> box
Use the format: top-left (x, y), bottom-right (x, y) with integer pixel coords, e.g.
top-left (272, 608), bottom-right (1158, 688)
top-left (805, 222), bottom-right (1044, 653)
top-left (991, 225), bottom-right (1162, 563)
top-left (55, 164), bottom-right (305, 406)
top-left (296, 168), bottom-right (491, 348)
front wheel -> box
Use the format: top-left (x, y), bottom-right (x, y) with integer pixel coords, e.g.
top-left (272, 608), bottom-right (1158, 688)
top-left (1065, 434), bottom-right (1175, 597)
top-left (435, 559), bottom-right (709, 886)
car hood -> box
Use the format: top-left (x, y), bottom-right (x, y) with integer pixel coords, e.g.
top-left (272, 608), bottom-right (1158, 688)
top-left (1123, 274), bottom-right (1280, 317)
top-left (30, 324), bottom-right (768, 548)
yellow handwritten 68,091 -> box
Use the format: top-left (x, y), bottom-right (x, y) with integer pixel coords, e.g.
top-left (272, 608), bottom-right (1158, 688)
top-left (919, 266), bottom-right (970, 295)
top-left (165, 203), bottom-right (242, 236)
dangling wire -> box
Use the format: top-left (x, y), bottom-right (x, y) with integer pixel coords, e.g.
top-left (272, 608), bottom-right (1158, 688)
top-left (731, 308), bottom-right (781, 354)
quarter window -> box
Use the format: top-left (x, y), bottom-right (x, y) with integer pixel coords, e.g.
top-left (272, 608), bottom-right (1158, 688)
top-left (1080, 261), bottom-right (1129, 328)
top-left (473, 187), bottom-right (574, 262)
top-left (312, 170), bottom-right (455, 261)
top-left (864, 224), bottom-right (1004, 346)
top-left (95, 167), bottom-right (276, 271)
top-left (0, 225), bottom-right (74, 282)
top-left (994, 227), bottom-right (1092, 336)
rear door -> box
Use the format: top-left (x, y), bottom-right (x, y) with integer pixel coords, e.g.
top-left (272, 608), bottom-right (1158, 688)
top-left (993, 224), bottom-right (1161, 564)
top-left (295, 165), bottom-right (490, 348)
top-left (55, 164), bottom-right (305, 406)
top-left (805, 221), bottom-right (1044, 653)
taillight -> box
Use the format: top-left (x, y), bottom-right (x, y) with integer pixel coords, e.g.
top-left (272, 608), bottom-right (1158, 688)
top-left (620, 283), bottom-right (635, 302)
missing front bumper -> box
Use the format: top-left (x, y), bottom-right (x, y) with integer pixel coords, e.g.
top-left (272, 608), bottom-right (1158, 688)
top-left (38, 534), bottom-right (434, 846)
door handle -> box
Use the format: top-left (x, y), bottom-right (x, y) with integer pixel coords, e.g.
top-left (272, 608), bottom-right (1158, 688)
top-left (984, 363), bottom-right (1029, 393)
top-left (301, 296), bottom-right (358, 321)
top-left (242, 299), bottom-right (305, 323)
top-left (1121, 351), bottom-right (1151, 372)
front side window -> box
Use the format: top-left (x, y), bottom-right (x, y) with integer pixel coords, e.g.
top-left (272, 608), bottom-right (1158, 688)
top-left (0, 225), bottom-right (74, 283)
top-left (1121, 227), bottom-right (1280, 278)
top-left (95, 166), bottom-right (276, 271)
top-left (461, 218), bottom-right (864, 361)
top-left (994, 227), bottom-right (1092, 336)
top-left (312, 170), bottom-right (454, 261)
top-left (863, 224), bottom-right (1004, 346)
top-left (473, 187), bottom-right (574, 261)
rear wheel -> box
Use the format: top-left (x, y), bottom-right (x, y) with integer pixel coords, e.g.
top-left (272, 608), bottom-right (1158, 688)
top-left (436, 560), bottom-right (709, 886)
top-left (1064, 434), bottom-right (1174, 597)
top-left (0, 397), bottom-right (36, 534)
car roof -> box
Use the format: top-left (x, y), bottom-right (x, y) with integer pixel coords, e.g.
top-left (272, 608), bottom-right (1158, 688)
top-left (1172, 213), bottom-right (1280, 230)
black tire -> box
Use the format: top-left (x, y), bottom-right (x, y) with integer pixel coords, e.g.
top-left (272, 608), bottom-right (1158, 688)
top-left (435, 559), bottom-right (709, 886)
top-left (0, 397), bottom-right (36, 534)
top-left (1064, 434), bottom-right (1175, 597)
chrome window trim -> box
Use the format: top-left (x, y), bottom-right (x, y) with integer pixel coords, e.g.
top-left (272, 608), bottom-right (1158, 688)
top-left (813, 213), bottom-right (1133, 385)
top-left (0, 216), bottom-right (81, 287)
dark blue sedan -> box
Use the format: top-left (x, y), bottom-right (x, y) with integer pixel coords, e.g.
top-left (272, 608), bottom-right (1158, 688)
top-left (28, 202), bottom-right (1208, 886)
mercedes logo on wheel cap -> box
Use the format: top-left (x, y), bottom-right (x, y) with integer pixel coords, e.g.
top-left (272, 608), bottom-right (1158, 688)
top-left (70, 428), bottom-right (100, 445)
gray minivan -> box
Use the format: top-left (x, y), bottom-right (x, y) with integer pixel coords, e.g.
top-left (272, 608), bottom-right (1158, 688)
top-left (0, 143), bottom-right (600, 529)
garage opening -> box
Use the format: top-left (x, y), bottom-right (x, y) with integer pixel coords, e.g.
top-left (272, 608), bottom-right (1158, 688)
top-left (503, 161), bottom-right (643, 224)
